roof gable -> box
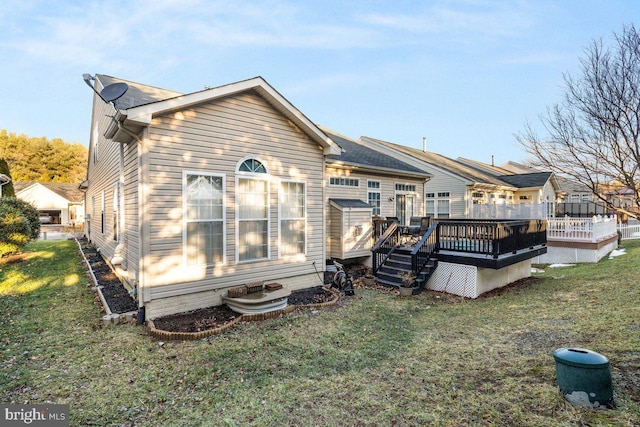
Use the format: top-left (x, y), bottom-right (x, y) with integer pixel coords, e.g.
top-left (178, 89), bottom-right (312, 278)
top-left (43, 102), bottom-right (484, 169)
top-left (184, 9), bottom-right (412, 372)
top-left (360, 136), bottom-right (512, 188)
top-left (96, 74), bottom-right (183, 110)
top-left (101, 75), bottom-right (340, 155)
top-left (14, 181), bottom-right (84, 204)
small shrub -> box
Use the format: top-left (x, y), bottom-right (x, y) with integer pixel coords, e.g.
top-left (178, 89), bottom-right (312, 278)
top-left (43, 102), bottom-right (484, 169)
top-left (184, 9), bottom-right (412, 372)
top-left (0, 197), bottom-right (40, 256)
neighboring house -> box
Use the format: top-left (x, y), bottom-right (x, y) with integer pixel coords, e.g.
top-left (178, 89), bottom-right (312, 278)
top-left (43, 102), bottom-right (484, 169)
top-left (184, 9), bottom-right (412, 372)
top-left (454, 158), bottom-right (561, 218)
top-left (322, 128), bottom-right (431, 260)
top-left (498, 161), bottom-right (618, 262)
top-left (85, 74), bottom-right (344, 320)
top-left (360, 136), bottom-right (563, 219)
top-left (14, 181), bottom-right (85, 226)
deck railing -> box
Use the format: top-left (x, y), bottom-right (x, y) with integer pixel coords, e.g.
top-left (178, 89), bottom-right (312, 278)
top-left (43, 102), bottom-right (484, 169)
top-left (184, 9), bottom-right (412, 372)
top-left (411, 222), bottom-right (438, 275)
top-left (372, 219), bottom-right (397, 241)
top-left (547, 216), bottom-right (617, 242)
top-left (372, 221), bottom-right (400, 273)
top-left (436, 219), bottom-right (547, 259)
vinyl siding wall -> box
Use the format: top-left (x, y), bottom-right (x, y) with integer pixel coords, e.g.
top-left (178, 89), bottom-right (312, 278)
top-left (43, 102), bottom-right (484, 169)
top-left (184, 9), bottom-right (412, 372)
top-left (423, 170), bottom-right (469, 218)
top-left (85, 95), bottom-right (122, 261)
top-left (325, 168), bottom-right (425, 218)
top-left (123, 141), bottom-right (139, 283)
top-left (139, 92), bottom-right (326, 318)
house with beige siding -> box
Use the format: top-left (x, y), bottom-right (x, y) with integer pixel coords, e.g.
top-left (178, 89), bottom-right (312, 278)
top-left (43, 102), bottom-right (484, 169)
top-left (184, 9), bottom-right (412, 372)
top-left (360, 137), bottom-right (562, 219)
top-left (360, 136), bottom-right (520, 218)
top-left (321, 128), bottom-right (430, 259)
top-left (84, 74), bottom-right (342, 320)
top-left (14, 181), bottom-right (85, 226)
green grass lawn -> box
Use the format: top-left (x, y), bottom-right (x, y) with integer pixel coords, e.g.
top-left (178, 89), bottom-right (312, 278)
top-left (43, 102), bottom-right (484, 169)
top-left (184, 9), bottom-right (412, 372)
top-left (1, 240), bottom-right (639, 426)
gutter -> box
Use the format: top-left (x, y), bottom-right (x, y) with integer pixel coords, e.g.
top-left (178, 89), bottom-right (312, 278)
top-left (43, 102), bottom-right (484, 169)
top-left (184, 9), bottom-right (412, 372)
top-left (326, 161), bottom-right (431, 180)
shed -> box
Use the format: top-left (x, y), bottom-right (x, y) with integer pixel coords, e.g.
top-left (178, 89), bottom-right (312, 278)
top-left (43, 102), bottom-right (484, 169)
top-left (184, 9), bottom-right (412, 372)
top-left (328, 198), bottom-right (373, 260)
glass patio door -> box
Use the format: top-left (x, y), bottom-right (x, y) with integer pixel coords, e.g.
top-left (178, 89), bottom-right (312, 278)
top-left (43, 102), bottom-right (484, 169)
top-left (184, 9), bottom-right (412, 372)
top-left (395, 195), bottom-right (415, 225)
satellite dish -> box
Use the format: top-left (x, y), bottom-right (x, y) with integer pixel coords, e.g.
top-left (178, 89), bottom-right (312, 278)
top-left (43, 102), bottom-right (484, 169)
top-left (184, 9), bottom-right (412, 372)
top-left (100, 82), bottom-right (129, 103)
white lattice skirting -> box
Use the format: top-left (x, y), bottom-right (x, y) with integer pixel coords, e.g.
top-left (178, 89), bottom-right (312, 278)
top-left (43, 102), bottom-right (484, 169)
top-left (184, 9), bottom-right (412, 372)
top-left (427, 260), bottom-right (532, 298)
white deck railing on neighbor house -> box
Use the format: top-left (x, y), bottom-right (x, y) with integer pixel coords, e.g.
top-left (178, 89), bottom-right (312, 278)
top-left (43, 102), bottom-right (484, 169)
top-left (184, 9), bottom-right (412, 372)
top-left (547, 216), bottom-right (618, 242)
top-left (471, 202), bottom-right (553, 220)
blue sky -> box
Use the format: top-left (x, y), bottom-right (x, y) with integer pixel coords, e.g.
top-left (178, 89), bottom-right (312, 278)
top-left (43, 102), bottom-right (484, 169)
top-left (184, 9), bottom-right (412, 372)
top-left (1, 0), bottom-right (637, 165)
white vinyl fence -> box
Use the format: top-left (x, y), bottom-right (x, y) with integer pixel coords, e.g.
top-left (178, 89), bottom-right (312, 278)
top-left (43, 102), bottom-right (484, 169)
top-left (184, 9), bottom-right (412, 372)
top-left (617, 223), bottom-right (640, 240)
top-left (547, 216), bottom-right (618, 242)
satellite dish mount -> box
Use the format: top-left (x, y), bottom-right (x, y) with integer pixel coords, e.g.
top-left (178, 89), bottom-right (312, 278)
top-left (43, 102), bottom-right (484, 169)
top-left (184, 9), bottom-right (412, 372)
top-left (83, 74), bottom-right (129, 106)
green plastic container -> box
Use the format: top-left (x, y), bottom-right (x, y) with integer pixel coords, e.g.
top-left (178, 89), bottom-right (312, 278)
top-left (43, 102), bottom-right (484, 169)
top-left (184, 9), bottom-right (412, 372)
top-left (553, 347), bottom-right (614, 408)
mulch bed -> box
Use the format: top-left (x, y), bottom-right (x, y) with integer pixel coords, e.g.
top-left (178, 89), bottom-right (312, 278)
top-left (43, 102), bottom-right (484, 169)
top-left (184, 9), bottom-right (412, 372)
top-left (77, 238), bottom-right (138, 314)
top-left (153, 285), bottom-right (337, 333)
top-left (153, 305), bottom-right (241, 333)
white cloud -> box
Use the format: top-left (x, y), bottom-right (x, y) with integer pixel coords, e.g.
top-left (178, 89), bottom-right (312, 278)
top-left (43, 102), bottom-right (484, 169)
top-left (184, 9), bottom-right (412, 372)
top-left (361, 0), bottom-right (537, 39)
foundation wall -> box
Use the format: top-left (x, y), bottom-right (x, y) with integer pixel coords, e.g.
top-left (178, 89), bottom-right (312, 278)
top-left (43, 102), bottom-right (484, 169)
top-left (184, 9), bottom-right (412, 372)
top-left (427, 259), bottom-right (532, 298)
top-left (144, 272), bottom-right (321, 320)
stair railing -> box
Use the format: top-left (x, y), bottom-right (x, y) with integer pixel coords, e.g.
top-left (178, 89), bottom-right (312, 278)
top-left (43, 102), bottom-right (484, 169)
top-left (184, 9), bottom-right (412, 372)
top-left (372, 221), bottom-right (400, 273)
top-left (410, 222), bottom-right (438, 277)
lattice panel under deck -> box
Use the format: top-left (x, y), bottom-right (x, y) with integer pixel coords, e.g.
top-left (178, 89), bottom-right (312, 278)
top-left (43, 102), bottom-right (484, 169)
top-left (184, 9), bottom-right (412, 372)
top-left (427, 262), bottom-right (478, 298)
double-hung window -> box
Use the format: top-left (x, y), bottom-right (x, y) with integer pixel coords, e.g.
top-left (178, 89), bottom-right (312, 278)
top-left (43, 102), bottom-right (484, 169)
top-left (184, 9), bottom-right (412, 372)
top-left (184, 172), bottom-right (225, 266)
top-left (280, 181), bottom-right (306, 257)
top-left (426, 192), bottom-right (450, 218)
top-left (367, 181), bottom-right (381, 217)
top-left (237, 159), bottom-right (269, 262)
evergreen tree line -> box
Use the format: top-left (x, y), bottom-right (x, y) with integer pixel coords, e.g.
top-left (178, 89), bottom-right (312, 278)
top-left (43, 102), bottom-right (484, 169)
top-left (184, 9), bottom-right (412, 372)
top-left (0, 129), bottom-right (88, 183)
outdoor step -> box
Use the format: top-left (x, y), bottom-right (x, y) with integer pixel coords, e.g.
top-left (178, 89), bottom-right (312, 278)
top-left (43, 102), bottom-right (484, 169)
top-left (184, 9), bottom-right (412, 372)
top-left (385, 259), bottom-right (411, 269)
top-left (389, 251), bottom-right (411, 259)
top-left (376, 271), bottom-right (403, 284)
top-left (375, 276), bottom-right (428, 289)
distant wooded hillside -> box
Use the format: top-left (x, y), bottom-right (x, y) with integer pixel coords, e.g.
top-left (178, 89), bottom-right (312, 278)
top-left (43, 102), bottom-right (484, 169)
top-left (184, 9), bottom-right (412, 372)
top-left (0, 129), bottom-right (88, 183)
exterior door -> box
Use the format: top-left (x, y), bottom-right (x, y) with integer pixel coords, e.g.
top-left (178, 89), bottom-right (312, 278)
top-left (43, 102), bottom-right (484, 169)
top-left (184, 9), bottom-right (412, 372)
top-left (395, 195), bottom-right (415, 225)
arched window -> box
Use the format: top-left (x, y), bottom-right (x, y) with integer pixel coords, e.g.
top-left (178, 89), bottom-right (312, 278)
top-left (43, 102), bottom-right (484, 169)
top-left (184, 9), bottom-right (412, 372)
top-left (236, 158), bottom-right (269, 262)
top-left (238, 158), bottom-right (267, 174)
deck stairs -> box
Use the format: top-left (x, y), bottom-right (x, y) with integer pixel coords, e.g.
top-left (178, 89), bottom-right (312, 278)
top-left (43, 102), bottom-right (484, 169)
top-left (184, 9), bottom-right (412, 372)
top-left (375, 246), bottom-right (438, 295)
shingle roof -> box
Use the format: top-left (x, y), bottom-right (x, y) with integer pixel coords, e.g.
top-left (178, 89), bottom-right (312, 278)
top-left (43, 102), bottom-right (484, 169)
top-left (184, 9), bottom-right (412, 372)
top-left (498, 172), bottom-right (553, 188)
top-left (96, 74), bottom-right (183, 110)
top-left (329, 199), bottom-right (373, 208)
top-left (361, 136), bottom-right (511, 187)
top-left (14, 181), bottom-right (84, 203)
top-left (321, 128), bottom-right (428, 177)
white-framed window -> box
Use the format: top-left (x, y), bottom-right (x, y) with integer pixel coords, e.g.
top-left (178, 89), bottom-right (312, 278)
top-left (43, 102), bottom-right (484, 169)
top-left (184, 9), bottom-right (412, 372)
top-left (426, 191), bottom-right (450, 218)
top-left (237, 158), bottom-right (269, 262)
top-left (183, 172), bottom-right (225, 267)
top-left (330, 177), bottom-right (359, 187)
top-left (396, 183), bottom-right (416, 192)
top-left (280, 180), bottom-right (306, 257)
top-left (519, 195), bottom-right (532, 201)
top-left (367, 181), bottom-right (381, 217)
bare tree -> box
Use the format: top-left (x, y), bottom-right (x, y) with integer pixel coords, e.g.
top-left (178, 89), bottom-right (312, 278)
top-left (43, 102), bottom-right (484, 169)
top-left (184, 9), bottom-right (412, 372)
top-left (518, 24), bottom-right (640, 218)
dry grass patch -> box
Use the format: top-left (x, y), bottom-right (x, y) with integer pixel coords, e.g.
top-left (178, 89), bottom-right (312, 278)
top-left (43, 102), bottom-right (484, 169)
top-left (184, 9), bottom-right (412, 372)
top-left (1, 240), bottom-right (639, 426)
